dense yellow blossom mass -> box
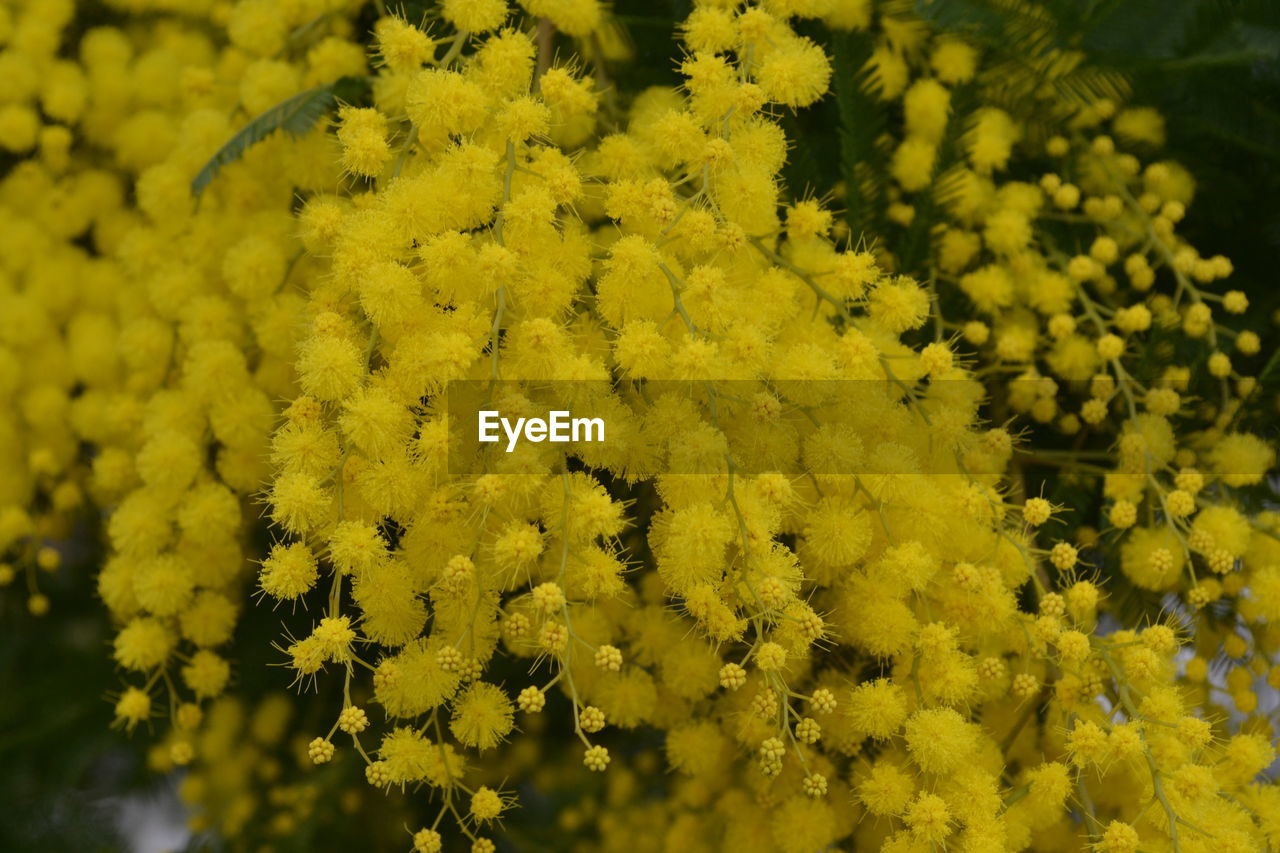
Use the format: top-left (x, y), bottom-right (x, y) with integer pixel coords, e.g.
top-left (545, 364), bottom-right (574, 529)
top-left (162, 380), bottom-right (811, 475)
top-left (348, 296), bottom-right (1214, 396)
top-left (0, 0), bottom-right (1278, 851)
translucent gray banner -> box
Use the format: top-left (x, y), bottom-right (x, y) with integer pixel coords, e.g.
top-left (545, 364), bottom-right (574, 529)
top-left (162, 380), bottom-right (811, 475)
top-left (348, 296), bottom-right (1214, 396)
top-left (442, 379), bottom-right (1276, 478)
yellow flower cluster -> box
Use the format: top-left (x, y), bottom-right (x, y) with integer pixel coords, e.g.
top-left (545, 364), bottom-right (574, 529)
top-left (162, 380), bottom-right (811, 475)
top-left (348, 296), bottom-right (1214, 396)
top-left (0, 0), bottom-right (1277, 850)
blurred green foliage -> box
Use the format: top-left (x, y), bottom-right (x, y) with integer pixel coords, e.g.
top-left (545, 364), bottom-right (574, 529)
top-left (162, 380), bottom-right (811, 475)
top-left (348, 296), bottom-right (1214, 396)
top-left (0, 527), bottom-right (131, 852)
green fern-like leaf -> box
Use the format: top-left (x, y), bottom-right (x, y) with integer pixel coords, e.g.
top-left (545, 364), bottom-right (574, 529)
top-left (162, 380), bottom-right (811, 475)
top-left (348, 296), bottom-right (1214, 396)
top-left (915, 0), bottom-right (1059, 57)
top-left (913, 0), bottom-right (1011, 37)
top-left (831, 30), bottom-right (890, 246)
top-left (191, 85), bottom-right (338, 197)
top-left (1049, 64), bottom-right (1132, 108)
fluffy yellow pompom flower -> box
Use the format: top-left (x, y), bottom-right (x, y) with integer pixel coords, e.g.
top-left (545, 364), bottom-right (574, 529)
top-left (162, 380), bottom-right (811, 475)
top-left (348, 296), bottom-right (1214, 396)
top-left (1209, 433), bottom-right (1276, 487)
top-left (113, 617), bottom-right (176, 671)
top-left (846, 678), bottom-right (908, 740)
top-left (755, 38), bottom-right (831, 107)
top-left (904, 708), bottom-right (977, 774)
top-left (1097, 821), bottom-right (1140, 853)
top-left (113, 687), bottom-right (152, 732)
top-left (406, 69), bottom-right (489, 142)
top-left (327, 521), bottom-right (388, 576)
top-left (442, 0), bottom-right (509, 33)
top-left (450, 683), bottom-right (515, 750)
top-left (298, 331), bottom-right (364, 402)
top-left (469, 786), bottom-right (506, 822)
top-left (182, 650), bottom-right (231, 699)
top-left (931, 38), bottom-right (978, 84)
top-left (904, 792), bottom-right (952, 843)
top-left (376, 17), bottom-right (435, 72)
top-left (259, 541), bottom-right (319, 600)
top-left (868, 277), bottom-right (930, 333)
top-left (337, 107), bottom-right (392, 178)
top-left (857, 760), bottom-right (915, 816)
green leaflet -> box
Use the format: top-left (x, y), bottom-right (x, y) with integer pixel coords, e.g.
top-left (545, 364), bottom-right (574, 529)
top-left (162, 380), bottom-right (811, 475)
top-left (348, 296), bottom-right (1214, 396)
top-left (1046, 64), bottom-right (1131, 110)
top-left (190, 85), bottom-right (338, 198)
